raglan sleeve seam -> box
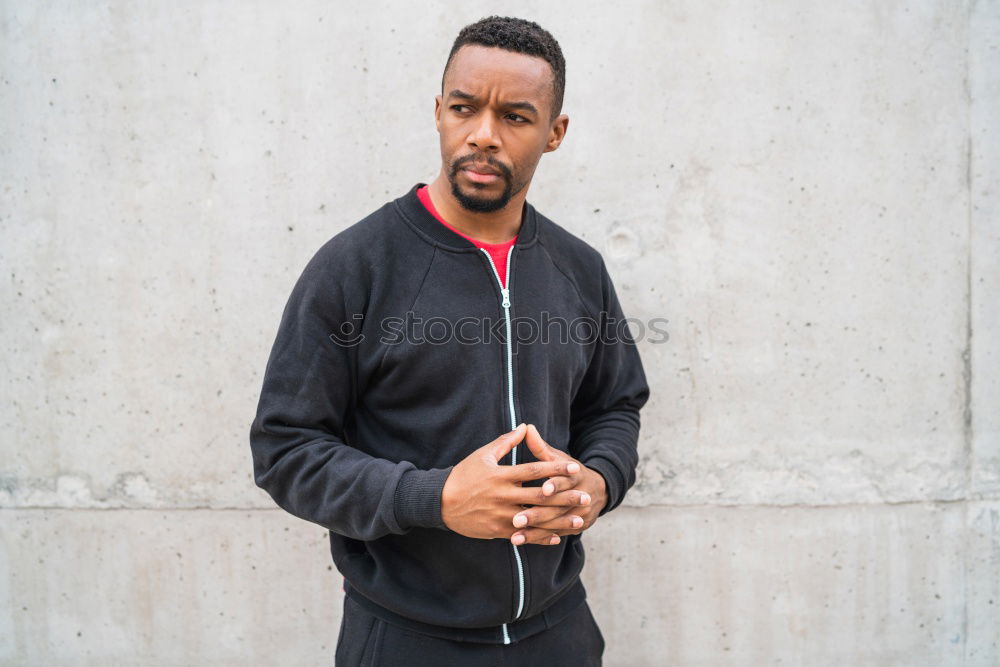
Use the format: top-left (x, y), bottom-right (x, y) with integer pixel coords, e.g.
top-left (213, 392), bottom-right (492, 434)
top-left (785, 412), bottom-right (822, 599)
top-left (566, 255), bottom-right (650, 518)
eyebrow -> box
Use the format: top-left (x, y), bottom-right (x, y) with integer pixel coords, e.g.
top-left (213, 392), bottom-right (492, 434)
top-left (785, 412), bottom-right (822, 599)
top-left (447, 89), bottom-right (539, 116)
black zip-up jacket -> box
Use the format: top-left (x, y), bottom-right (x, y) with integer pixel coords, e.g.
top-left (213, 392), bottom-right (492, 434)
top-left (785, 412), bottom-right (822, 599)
top-left (249, 183), bottom-right (651, 644)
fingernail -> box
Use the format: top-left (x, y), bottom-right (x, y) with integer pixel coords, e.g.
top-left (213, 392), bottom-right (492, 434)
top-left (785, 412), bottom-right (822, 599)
top-left (572, 516), bottom-right (584, 528)
top-left (513, 514), bottom-right (527, 528)
top-left (567, 462), bottom-right (580, 474)
top-left (543, 482), bottom-right (554, 495)
top-left (512, 534), bottom-right (525, 545)
top-left (580, 493), bottom-right (591, 505)
top-left (549, 536), bottom-right (560, 545)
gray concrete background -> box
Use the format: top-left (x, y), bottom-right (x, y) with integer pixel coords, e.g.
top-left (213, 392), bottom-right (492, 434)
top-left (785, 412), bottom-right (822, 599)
top-left (1, 1), bottom-right (997, 665)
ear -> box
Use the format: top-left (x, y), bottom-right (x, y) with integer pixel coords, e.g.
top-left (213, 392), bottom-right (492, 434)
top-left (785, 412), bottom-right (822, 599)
top-left (543, 113), bottom-right (569, 153)
top-left (434, 94), bottom-right (443, 132)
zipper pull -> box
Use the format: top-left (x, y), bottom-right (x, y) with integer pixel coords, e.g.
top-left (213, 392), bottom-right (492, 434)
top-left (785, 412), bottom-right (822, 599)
top-left (500, 287), bottom-right (510, 308)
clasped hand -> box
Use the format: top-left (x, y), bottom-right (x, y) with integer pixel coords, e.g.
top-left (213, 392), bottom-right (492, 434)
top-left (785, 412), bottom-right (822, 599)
top-left (441, 423), bottom-right (607, 546)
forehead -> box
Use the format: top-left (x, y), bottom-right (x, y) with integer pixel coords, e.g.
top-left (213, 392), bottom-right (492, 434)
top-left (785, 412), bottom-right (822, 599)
top-left (444, 45), bottom-right (553, 106)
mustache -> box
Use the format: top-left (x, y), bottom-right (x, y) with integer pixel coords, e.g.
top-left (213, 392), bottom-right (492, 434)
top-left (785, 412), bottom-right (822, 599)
top-left (450, 154), bottom-right (512, 179)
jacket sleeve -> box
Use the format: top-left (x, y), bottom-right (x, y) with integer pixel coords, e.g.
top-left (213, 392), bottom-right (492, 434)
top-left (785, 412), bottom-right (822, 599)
top-left (569, 258), bottom-right (651, 517)
top-left (249, 241), bottom-right (452, 541)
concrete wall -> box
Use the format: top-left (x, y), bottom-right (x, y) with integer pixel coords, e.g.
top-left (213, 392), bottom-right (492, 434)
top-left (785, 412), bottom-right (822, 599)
top-left (1, 1), bottom-right (997, 665)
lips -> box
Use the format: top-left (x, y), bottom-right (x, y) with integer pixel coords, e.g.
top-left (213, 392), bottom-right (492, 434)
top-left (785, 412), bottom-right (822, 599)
top-left (462, 163), bottom-right (503, 184)
top-left (463, 164), bottom-right (501, 176)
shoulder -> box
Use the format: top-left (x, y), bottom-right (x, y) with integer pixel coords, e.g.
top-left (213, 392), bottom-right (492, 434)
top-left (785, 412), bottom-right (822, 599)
top-left (309, 201), bottom-right (393, 260)
top-left (302, 200), bottom-right (420, 281)
top-left (531, 206), bottom-right (610, 302)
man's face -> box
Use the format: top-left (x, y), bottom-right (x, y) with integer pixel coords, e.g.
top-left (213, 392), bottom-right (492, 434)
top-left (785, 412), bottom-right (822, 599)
top-left (435, 45), bottom-right (567, 213)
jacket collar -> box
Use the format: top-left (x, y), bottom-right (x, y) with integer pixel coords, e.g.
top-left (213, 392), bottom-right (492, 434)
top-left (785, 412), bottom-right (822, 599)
top-left (395, 182), bottom-right (539, 252)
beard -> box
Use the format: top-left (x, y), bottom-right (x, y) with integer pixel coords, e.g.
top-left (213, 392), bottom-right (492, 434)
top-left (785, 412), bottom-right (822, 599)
top-left (447, 154), bottom-right (521, 213)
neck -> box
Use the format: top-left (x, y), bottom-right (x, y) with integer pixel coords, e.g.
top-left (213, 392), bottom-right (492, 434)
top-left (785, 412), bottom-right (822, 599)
top-left (426, 171), bottom-right (526, 244)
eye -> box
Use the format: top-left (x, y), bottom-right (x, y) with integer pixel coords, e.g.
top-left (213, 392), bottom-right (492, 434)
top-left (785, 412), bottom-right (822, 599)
top-left (506, 113), bottom-right (529, 123)
top-left (450, 104), bottom-right (472, 113)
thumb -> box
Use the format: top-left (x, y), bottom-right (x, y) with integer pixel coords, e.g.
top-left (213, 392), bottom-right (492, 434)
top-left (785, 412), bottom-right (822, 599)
top-left (485, 423), bottom-right (527, 463)
top-left (524, 423), bottom-right (560, 461)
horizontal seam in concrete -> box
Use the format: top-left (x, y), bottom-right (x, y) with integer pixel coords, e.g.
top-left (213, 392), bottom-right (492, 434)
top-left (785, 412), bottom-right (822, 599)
top-left (2, 496), bottom-right (999, 512)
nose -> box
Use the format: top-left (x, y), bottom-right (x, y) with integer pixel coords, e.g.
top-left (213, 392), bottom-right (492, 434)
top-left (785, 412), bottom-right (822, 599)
top-left (467, 113), bottom-right (501, 152)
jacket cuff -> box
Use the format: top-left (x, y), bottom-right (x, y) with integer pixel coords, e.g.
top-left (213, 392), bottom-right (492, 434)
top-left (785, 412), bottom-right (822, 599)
top-left (393, 466), bottom-right (453, 531)
top-left (581, 456), bottom-right (626, 517)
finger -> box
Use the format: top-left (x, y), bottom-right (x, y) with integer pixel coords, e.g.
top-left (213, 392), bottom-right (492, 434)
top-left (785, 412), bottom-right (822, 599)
top-left (540, 471), bottom-right (581, 497)
top-left (513, 506), bottom-right (581, 529)
top-left (524, 423), bottom-right (568, 463)
top-left (527, 513), bottom-right (585, 533)
top-left (512, 505), bottom-right (570, 528)
top-left (503, 459), bottom-right (579, 483)
top-left (508, 487), bottom-right (592, 508)
top-left (485, 423), bottom-right (526, 463)
top-left (510, 528), bottom-right (563, 546)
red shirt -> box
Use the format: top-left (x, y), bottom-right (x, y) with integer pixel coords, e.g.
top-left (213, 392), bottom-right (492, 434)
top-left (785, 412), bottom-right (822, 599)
top-left (417, 186), bottom-right (517, 288)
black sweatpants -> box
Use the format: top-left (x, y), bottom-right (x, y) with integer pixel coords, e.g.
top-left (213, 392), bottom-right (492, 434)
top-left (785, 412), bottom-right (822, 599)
top-left (334, 594), bottom-right (605, 666)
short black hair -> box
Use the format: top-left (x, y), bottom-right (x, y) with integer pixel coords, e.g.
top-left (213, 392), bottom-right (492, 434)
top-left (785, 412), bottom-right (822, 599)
top-left (442, 16), bottom-right (566, 121)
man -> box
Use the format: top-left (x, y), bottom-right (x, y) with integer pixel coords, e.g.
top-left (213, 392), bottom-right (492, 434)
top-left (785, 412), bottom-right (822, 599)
top-left (249, 15), bottom-right (650, 666)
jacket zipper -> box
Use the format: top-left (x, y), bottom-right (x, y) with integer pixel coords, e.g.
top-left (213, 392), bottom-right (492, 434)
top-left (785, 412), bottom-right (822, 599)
top-left (480, 245), bottom-right (524, 645)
